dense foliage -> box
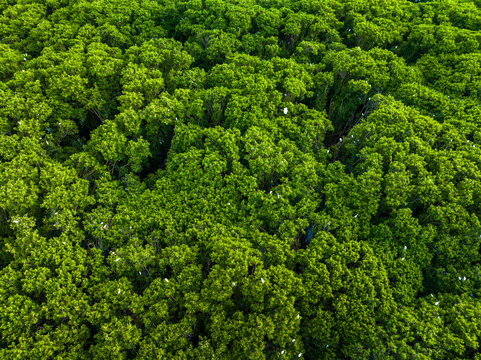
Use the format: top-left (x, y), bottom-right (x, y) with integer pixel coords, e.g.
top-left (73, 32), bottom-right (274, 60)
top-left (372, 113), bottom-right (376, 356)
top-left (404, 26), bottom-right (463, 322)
top-left (1, 0), bottom-right (481, 358)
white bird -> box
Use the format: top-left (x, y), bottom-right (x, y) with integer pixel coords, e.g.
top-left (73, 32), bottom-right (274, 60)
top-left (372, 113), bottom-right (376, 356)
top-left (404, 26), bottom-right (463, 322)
top-left (277, 193), bottom-right (280, 198)
top-left (463, 277), bottom-right (466, 281)
top-left (115, 258), bottom-right (120, 262)
top-left (283, 108), bottom-right (288, 114)
top-left (327, 149), bottom-right (330, 153)
top-left (281, 350), bottom-right (285, 355)
top-left (261, 277), bottom-right (265, 284)
top-left (292, 339), bottom-right (295, 343)
top-left (13, 219), bottom-right (18, 224)
top-left (339, 137), bottom-right (343, 142)
top-left (232, 282), bottom-right (236, 286)
top-left (297, 314), bottom-right (300, 319)
top-left (435, 301), bottom-right (439, 305)
top-left (354, 214), bottom-right (358, 218)
top-left (164, 278), bottom-right (169, 282)
top-left (458, 276), bottom-right (462, 280)
top-left (326, 345), bottom-right (329, 348)
top-left (118, 288), bottom-right (121, 294)
top-left (298, 353), bottom-right (302, 358)
top-left (46, 140), bottom-right (49, 145)
top-left (227, 203), bottom-right (231, 206)
top-left (404, 245), bottom-right (407, 250)
top-left (401, 257), bottom-right (405, 261)
top-left (62, 242), bottom-right (65, 244)
top-left (139, 271), bottom-right (142, 275)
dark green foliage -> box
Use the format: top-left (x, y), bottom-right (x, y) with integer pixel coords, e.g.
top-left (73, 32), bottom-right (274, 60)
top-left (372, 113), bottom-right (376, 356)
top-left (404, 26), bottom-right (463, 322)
top-left (2, 0), bottom-right (481, 358)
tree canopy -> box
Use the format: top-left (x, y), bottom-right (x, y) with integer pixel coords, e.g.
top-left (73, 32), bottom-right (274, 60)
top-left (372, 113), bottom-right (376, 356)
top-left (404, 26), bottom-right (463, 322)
top-left (1, 0), bottom-right (481, 358)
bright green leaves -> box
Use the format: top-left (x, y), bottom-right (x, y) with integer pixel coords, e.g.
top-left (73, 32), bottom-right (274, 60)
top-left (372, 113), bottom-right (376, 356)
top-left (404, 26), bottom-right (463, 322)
top-left (118, 63), bottom-right (164, 111)
top-left (87, 119), bottom-right (151, 176)
top-left (296, 232), bottom-right (395, 358)
top-left (2, 0), bottom-right (481, 358)
top-left (89, 316), bottom-right (142, 360)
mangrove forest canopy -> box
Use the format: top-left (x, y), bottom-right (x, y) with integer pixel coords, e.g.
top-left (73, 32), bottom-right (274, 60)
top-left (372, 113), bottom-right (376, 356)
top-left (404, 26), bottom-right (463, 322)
top-left (1, 0), bottom-right (481, 358)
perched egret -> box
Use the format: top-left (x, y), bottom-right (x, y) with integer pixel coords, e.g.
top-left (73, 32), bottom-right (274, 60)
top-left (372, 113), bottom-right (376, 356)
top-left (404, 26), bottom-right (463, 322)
top-left (164, 278), bottom-right (169, 282)
top-left (115, 258), bottom-right (120, 262)
top-left (281, 350), bottom-right (285, 355)
top-left (261, 277), bottom-right (265, 284)
top-left (435, 301), bottom-right (440, 305)
top-left (283, 108), bottom-right (288, 114)
top-left (292, 339), bottom-right (295, 343)
top-left (401, 257), bottom-right (405, 261)
top-left (118, 288), bottom-right (121, 294)
top-left (298, 353), bottom-right (302, 358)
